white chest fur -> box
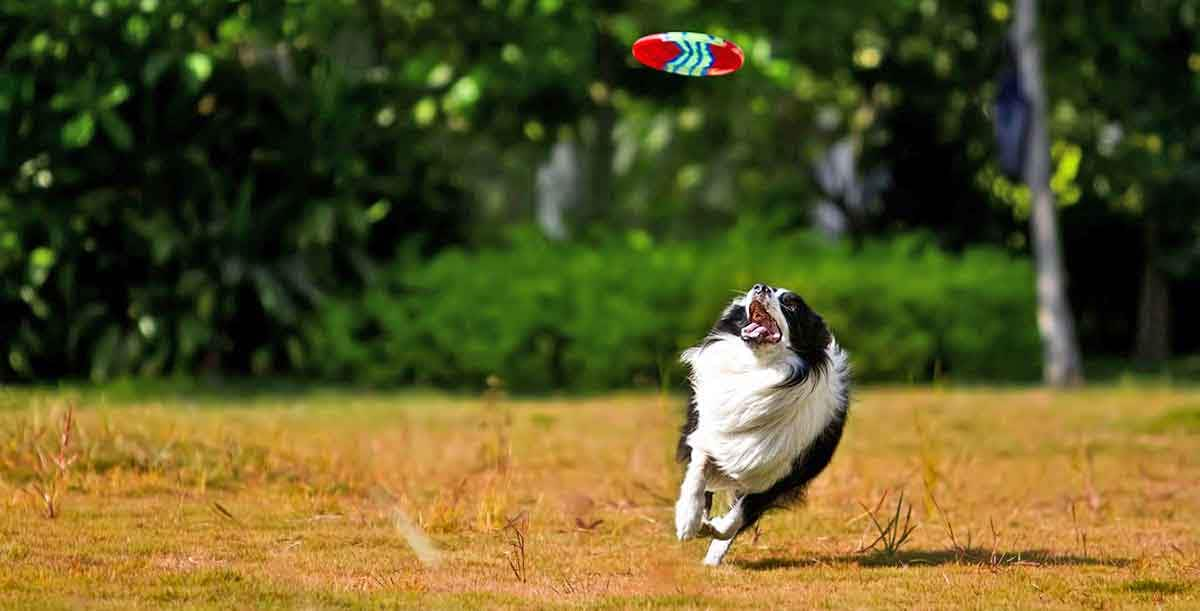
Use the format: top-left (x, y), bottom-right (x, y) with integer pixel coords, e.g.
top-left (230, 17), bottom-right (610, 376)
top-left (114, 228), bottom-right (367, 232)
top-left (682, 335), bottom-right (847, 494)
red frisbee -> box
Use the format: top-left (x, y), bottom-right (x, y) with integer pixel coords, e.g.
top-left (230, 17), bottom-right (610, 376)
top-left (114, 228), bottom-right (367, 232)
top-left (632, 32), bottom-right (744, 77)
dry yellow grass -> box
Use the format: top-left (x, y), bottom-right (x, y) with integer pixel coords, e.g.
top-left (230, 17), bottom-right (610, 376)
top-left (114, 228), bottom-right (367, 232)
top-left (1, 385), bottom-right (1198, 609)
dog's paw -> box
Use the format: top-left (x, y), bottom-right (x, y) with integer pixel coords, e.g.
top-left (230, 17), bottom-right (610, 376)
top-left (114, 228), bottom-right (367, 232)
top-left (702, 538), bottom-right (732, 566)
top-left (674, 495), bottom-right (705, 540)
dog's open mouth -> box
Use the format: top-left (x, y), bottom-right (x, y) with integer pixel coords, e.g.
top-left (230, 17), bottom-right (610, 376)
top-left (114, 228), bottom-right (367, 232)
top-left (741, 299), bottom-right (782, 344)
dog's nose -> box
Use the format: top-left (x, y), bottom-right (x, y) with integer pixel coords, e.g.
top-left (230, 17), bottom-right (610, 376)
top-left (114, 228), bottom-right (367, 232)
top-left (752, 283), bottom-right (769, 295)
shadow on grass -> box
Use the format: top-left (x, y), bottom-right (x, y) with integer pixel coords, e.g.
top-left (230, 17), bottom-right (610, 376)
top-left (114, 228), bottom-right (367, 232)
top-left (736, 548), bottom-right (1130, 571)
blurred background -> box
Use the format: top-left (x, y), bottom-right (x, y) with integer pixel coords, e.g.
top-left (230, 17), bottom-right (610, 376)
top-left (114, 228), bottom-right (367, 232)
top-left (1, 0), bottom-right (1198, 392)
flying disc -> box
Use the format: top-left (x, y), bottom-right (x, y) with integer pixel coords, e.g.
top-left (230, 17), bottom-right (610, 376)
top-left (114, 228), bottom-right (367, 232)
top-left (631, 32), bottom-right (744, 77)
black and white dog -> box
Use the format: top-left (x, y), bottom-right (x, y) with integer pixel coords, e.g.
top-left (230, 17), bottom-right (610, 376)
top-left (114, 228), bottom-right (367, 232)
top-left (675, 283), bottom-right (851, 566)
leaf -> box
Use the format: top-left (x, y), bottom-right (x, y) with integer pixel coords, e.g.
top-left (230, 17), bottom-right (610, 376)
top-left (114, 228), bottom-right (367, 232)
top-left (251, 266), bottom-right (297, 322)
top-left (232, 176), bottom-right (254, 240)
top-left (282, 257), bottom-right (323, 304)
top-left (100, 82), bottom-right (130, 108)
top-left (143, 52), bottom-right (173, 86)
top-left (98, 109), bottom-right (133, 150)
top-left (125, 14), bottom-right (150, 45)
top-left (141, 340), bottom-right (169, 376)
top-left (217, 16), bottom-right (247, 42)
top-left (89, 325), bottom-right (120, 382)
top-left (30, 246), bottom-right (55, 268)
top-left (49, 93), bottom-right (75, 111)
top-left (176, 315), bottom-right (211, 362)
top-left (67, 303), bottom-right (108, 357)
top-left (61, 112), bottom-right (95, 148)
top-left (184, 52), bottom-right (213, 85)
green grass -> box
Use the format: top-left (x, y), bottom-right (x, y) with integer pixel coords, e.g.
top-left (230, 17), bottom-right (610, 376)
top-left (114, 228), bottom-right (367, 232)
top-left (1145, 405), bottom-right (1200, 434)
top-left (1, 386), bottom-right (1198, 609)
top-left (1124, 579), bottom-right (1191, 595)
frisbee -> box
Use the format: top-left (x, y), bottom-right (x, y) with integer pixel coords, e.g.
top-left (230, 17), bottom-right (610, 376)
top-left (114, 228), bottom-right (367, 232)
top-left (631, 32), bottom-right (744, 77)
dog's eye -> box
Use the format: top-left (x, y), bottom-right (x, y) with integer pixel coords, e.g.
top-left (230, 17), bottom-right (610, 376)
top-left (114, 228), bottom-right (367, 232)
top-left (781, 294), bottom-right (799, 311)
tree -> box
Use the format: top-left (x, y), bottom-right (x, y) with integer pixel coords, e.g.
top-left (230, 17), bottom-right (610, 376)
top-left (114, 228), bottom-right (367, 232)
top-left (1011, 0), bottom-right (1085, 386)
top-left (1038, 0), bottom-right (1200, 366)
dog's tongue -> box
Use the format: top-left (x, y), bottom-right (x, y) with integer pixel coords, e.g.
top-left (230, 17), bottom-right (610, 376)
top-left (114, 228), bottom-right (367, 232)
top-left (742, 322), bottom-right (768, 339)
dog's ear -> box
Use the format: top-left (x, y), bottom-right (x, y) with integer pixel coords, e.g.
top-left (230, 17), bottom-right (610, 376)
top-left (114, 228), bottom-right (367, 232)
top-left (800, 310), bottom-right (832, 351)
top-left (777, 304), bottom-right (832, 388)
top-left (782, 294), bottom-right (830, 352)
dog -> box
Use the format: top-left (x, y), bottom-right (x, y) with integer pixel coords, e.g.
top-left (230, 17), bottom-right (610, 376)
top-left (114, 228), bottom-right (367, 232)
top-left (675, 283), bottom-right (851, 566)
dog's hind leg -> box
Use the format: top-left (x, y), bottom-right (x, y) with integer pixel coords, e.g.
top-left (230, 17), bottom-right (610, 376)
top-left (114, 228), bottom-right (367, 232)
top-left (701, 496), bottom-right (745, 566)
top-left (701, 496), bottom-right (744, 540)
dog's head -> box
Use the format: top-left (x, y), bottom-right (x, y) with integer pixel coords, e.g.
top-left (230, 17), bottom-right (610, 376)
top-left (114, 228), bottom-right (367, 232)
top-left (711, 283), bottom-right (832, 365)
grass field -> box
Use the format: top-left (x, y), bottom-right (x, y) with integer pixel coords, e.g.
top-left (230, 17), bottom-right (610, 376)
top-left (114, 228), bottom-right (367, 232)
top-left (1, 385), bottom-right (1198, 609)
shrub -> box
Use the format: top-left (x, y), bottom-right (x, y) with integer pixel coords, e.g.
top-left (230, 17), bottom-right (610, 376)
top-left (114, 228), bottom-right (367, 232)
top-left (308, 226), bottom-right (1041, 391)
top-left (0, 1), bottom-right (466, 381)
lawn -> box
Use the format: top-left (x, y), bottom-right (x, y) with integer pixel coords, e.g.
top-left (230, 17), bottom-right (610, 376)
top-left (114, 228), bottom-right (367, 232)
top-left (1, 385), bottom-right (1198, 609)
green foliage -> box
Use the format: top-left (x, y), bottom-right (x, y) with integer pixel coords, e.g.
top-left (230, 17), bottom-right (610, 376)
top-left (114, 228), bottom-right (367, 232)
top-left (4, 0), bottom-right (1196, 384)
top-left (0, 1), bottom-right (466, 381)
top-left (309, 226), bottom-right (1040, 391)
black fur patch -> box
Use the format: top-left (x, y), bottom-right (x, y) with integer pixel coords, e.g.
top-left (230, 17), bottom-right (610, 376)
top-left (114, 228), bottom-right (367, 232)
top-left (776, 291), bottom-right (832, 388)
top-left (700, 302), bottom-right (747, 349)
top-left (677, 393), bottom-right (700, 463)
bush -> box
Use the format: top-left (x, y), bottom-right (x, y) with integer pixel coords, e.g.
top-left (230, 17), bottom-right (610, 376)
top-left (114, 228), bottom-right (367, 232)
top-left (0, 2), bottom-right (466, 381)
top-left (308, 226), bottom-right (1042, 391)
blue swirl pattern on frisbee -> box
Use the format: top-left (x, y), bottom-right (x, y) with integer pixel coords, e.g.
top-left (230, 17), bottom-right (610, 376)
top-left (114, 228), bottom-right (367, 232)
top-left (664, 32), bottom-right (718, 77)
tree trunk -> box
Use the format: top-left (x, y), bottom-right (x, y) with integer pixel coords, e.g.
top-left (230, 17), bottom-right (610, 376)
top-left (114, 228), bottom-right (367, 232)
top-left (1134, 220), bottom-right (1170, 363)
top-left (535, 140), bottom-right (581, 240)
top-left (1012, 0), bottom-right (1085, 386)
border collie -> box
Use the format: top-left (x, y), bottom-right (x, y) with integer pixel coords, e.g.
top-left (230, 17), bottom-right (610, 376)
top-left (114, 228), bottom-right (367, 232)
top-left (675, 283), bottom-right (851, 566)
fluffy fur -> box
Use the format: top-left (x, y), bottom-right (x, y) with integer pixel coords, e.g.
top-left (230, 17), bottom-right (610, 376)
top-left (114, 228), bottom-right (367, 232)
top-left (674, 283), bottom-right (851, 566)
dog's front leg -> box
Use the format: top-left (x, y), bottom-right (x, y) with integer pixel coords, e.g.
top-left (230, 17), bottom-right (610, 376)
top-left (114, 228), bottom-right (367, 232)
top-left (675, 447), bottom-right (708, 540)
